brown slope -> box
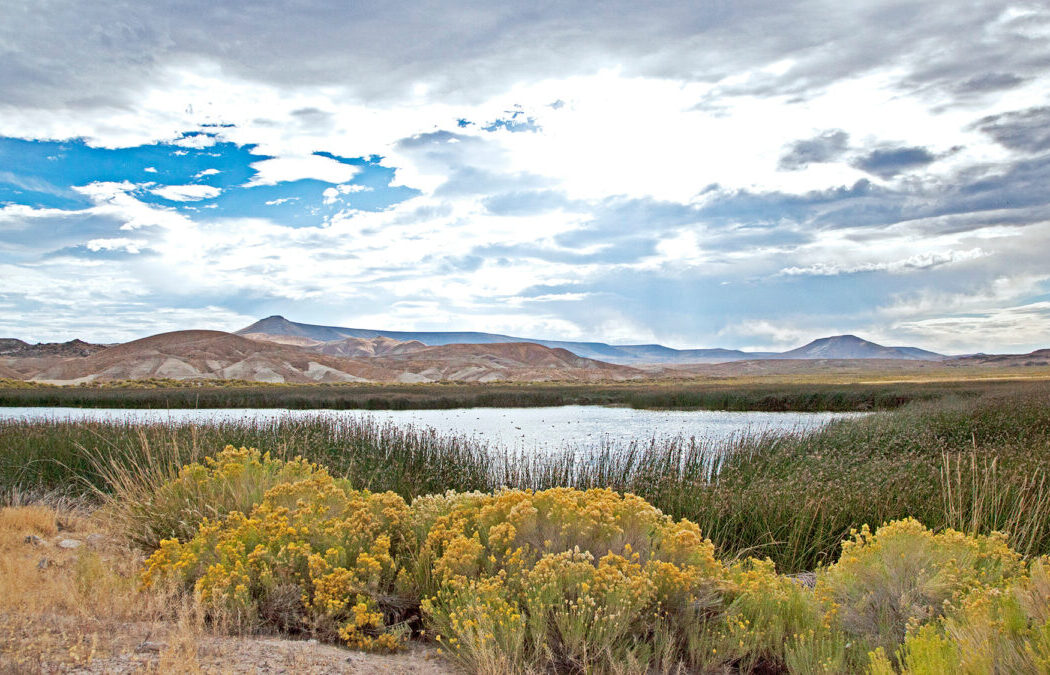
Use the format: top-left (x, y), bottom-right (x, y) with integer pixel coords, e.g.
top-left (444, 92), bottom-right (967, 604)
top-left (0, 362), bottom-right (24, 379)
top-left (241, 333), bottom-right (326, 348)
top-left (311, 336), bottom-right (428, 357)
top-left (948, 349), bottom-right (1050, 367)
top-left (25, 332), bottom-right (641, 384)
top-left (366, 342), bottom-right (642, 382)
top-left (30, 330), bottom-right (383, 384)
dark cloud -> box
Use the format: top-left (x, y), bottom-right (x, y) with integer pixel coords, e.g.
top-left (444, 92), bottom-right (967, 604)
top-left (778, 130), bottom-right (850, 170)
top-left (852, 146), bottom-right (936, 179)
top-left (976, 107), bottom-right (1050, 154)
top-left (2, 1), bottom-right (1046, 112)
top-left (290, 107), bottom-right (334, 128)
top-left (956, 72), bottom-right (1025, 94)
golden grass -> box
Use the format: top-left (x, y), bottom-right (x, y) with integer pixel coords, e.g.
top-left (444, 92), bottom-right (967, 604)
top-left (0, 504), bottom-right (176, 672)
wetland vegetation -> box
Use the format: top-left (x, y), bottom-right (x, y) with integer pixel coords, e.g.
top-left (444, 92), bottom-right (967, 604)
top-left (2, 378), bottom-right (1050, 671)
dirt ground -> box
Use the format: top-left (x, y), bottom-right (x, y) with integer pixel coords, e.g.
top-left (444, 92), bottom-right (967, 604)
top-left (0, 504), bottom-right (455, 674)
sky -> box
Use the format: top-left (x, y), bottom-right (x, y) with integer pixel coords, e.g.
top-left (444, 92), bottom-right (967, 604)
top-left (2, 2), bottom-right (1050, 353)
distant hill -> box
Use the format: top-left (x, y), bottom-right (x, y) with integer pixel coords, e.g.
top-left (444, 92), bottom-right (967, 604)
top-left (0, 337), bottom-right (107, 358)
top-left (949, 348), bottom-right (1050, 367)
top-left (237, 316), bottom-right (771, 364)
top-left (18, 330), bottom-right (641, 384)
top-left (238, 317), bottom-right (942, 364)
top-left (776, 335), bottom-right (946, 361)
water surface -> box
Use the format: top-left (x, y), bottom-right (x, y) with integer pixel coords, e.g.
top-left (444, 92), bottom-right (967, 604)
top-left (0, 405), bottom-right (862, 453)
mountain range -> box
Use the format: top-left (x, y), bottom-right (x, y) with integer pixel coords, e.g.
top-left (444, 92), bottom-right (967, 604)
top-left (8, 315), bottom-right (1047, 386)
top-left (4, 330), bottom-right (640, 384)
top-left (237, 316), bottom-right (945, 364)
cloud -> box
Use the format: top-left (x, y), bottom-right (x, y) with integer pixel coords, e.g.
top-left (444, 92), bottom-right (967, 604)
top-left (321, 183), bottom-right (372, 205)
top-left (150, 184), bottom-right (221, 201)
top-left (851, 146), bottom-right (937, 179)
top-left (976, 106), bottom-right (1050, 153)
top-left (246, 155), bottom-right (361, 186)
top-left (893, 301), bottom-right (1050, 353)
top-left (85, 237), bottom-right (147, 254)
top-left (779, 248), bottom-right (985, 276)
top-left (955, 72), bottom-right (1025, 94)
top-left (2, 2), bottom-right (1050, 353)
top-left (778, 130), bottom-right (850, 170)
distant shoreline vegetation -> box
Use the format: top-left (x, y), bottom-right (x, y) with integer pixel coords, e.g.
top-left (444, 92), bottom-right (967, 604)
top-left (0, 377), bottom-right (1022, 412)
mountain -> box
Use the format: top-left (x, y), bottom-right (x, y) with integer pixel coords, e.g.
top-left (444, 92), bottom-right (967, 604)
top-left (238, 317), bottom-right (939, 364)
top-left (0, 338), bottom-right (108, 358)
top-left (949, 348), bottom-right (1050, 367)
top-left (20, 330), bottom-right (641, 384)
top-left (775, 335), bottom-right (945, 361)
top-left (237, 316), bottom-right (770, 364)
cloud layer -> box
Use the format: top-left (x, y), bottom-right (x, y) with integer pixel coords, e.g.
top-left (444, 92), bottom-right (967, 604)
top-left (2, 1), bottom-right (1050, 352)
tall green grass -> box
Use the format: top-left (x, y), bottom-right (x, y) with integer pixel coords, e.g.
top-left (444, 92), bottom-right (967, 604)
top-left (2, 382), bottom-right (1049, 571)
top-left (0, 378), bottom-right (993, 411)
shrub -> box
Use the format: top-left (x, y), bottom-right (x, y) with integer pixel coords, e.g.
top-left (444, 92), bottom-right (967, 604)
top-left (418, 487), bottom-right (732, 672)
top-left (142, 467), bottom-right (414, 651)
top-left (869, 556), bottom-right (1050, 673)
top-left (130, 445), bottom-right (1050, 672)
top-left (105, 445), bottom-right (319, 549)
top-left (817, 518), bottom-right (1026, 659)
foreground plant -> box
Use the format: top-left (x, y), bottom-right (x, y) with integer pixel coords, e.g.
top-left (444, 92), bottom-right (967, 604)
top-left (135, 445), bottom-right (1050, 672)
top-left (817, 517), bottom-right (1027, 663)
top-left (142, 459), bottom-right (414, 652)
top-left (417, 487), bottom-right (740, 672)
top-left (103, 444), bottom-right (320, 549)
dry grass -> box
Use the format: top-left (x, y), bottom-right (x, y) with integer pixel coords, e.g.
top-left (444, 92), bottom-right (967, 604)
top-left (0, 504), bottom-right (450, 674)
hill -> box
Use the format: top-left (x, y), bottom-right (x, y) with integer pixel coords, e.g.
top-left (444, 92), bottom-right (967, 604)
top-left (775, 335), bottom-right (945, 361)
top-left (18, 330), bottom-right (640, 384)
top-left (238, 317), bottom-right (942, 364)
top-left (948, 349), bottom-right (1050, 367)
top-left (236, 316), bottom-right (771, 364)
top-left (0, 338), bottom-right (108, 358)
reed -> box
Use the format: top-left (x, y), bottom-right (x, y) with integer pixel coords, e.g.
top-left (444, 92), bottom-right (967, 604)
top-left (1, 383), bottom-right (1049, 572)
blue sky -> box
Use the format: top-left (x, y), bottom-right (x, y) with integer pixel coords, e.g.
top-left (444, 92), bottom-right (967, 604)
top-left (2, 1), bottom-right (1050, 353)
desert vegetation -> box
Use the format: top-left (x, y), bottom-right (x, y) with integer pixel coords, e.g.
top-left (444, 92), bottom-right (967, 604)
top-left (2, 380), bottom-right (1050, 671)
top-left (0, 376), bottom-right (1017, 411)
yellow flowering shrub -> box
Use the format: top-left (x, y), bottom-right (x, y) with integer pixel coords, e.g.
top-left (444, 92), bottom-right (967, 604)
top-left (121, 445), bottom-right (320, 549)
top-left (130, 447), bottom-right (1049, 671)
top-left (869, 556), bottom-right (1050, 673)
top-left (418, 487), bottom-right (732, 672)
top-left (817, 517), bottom-right (1027, 659)
top-left (142, 468), bottom-right (413, 652)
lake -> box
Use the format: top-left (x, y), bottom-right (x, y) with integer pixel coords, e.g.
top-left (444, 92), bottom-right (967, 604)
top-left (0, 406), bottom-right (863, 454)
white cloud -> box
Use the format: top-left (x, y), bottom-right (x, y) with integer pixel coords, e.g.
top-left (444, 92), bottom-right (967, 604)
top-left (779, 248), bottom-right (986, 276)
top-left (893, 302), bottom-right (1050, 353)
top-left (194, 168), bottom-right (220, 177)
top-left (150, 184), bottom-right (222, 201)
top-left (322, 183), bottom-right (373, 205)
top-left (247, 155), bottom-right (361, 186)
top-left (717, 320), bottom-right (815, 352)
top-left (85, 237), bottom-right (147, 253)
